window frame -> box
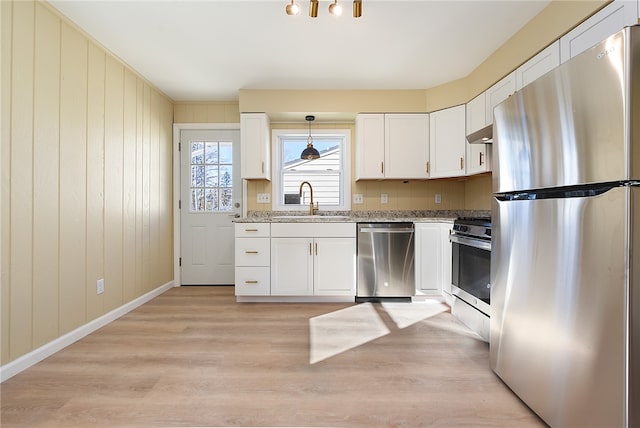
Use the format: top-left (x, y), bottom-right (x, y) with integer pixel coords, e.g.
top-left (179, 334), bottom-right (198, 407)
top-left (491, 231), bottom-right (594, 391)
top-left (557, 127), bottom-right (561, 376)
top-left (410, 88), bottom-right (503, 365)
top-left (271, 128), bottom-right (351, 212)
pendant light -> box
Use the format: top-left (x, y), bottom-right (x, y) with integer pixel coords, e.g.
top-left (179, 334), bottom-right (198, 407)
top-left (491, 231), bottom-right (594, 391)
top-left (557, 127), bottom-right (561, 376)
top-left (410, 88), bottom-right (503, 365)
top-left (300, 115), bottom-right (320, 160)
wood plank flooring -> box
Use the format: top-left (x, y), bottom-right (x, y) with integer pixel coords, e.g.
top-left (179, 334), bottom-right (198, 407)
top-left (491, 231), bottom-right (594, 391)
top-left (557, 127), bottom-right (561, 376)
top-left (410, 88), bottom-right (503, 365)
top-left (1, 286), bottom-right (545, 427)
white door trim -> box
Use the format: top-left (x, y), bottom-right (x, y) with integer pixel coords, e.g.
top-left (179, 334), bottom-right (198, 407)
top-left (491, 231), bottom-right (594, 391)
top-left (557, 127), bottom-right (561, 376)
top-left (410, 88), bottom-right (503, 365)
top-left (172, 123), bottom-right (241, 287)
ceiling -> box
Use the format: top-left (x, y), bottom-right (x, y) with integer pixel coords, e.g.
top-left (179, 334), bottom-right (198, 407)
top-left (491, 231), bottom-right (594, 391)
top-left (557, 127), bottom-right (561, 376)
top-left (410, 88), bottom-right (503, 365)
top-left (48, 0), bottom-right (551, 102)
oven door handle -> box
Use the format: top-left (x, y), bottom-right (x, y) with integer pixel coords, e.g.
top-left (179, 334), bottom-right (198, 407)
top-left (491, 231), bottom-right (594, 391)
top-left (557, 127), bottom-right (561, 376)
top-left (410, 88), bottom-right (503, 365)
top-left (449, 234), bottom-right (491, 251)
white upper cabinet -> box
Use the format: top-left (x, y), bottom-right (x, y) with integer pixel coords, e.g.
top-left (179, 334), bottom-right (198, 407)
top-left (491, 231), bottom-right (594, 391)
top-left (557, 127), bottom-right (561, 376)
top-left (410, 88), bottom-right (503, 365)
top-left (560, 0), bottom-right (638, 63)
top-left (240, 113), bottom-right (270, 180)
top-left (355, 114), bottom-right (386, 179)
top-left (485, 71), bottom-right (516, 126)
top-left (384, 114), bottom-right (430, 179)
top-left (465, 93), bottom-right (490, 176)
top-left (429, 105), bottom-right (466, 178)
top-left (466, 92), bottom-right (486, 135)
top-left (355, 113), bottom-right (430, 179)
top-left (516, 41), bottom-right (560, 90)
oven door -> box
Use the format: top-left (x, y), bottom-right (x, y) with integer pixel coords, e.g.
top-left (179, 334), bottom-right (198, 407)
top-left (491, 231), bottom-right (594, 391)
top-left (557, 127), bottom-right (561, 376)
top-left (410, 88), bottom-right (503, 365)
top-left (450, 234), bottom-right (491, 316)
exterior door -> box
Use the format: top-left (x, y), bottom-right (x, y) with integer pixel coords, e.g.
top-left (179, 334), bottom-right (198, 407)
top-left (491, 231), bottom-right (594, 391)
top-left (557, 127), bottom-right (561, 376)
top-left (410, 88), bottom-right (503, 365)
top-left (180, 129), bottom-right (241, 285)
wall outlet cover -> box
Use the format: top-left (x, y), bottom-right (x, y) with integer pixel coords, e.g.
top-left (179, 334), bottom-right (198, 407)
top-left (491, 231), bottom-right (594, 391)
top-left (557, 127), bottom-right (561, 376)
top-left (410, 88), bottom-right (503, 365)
top-left (381, 193), bottom-right (388, 204)
top-left (353, 194), bottom-right (364, 204)
top-left (257, 193), bottom-right (271, 203)
top-left (97, 278), bottom-right (105, 295)
top-left (435, 193), bottom-right (442, 204)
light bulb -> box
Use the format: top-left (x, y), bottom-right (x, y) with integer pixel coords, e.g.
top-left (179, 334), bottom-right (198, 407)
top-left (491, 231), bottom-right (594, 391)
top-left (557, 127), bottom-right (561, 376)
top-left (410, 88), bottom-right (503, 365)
top-left (286, 0), bottom-right (299, 15)
top-left (329, 1), bottom-right (342, 16)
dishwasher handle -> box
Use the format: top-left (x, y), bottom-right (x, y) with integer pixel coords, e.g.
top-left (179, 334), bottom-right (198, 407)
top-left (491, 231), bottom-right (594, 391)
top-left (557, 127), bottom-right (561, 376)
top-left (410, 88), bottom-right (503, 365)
top-left (359, 227), bottom-right (414, 233)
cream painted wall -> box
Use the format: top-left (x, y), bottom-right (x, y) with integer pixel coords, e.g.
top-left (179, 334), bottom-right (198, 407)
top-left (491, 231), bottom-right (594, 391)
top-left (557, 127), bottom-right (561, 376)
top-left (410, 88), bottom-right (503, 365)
top-left (174, 101), bottom-right (240, 123)
top-left (1, 1), bottom-right (174, 366)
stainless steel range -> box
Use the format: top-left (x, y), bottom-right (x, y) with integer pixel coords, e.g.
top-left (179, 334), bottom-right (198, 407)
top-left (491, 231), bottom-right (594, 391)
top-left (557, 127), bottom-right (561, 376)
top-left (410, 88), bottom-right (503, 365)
top-left (449, 217), bottom-right (491, 341)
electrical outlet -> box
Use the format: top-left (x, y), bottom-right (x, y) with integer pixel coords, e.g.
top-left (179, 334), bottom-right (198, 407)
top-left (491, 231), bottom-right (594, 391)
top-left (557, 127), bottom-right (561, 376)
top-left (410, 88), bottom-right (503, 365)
top-left (380, 193), bottom-right (388, 204)
top-left (353, 193), bottom-right (364, 204)
top-left (435, 193), bottom-right (442, 204)
top-left (257, 193), bottom-right (270, 203)
top-left (97, 278), bottom-right (105, 295)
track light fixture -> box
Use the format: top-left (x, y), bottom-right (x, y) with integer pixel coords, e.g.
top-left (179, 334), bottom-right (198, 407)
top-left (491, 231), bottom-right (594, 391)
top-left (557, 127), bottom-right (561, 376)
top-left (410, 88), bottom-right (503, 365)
top-left (353, 0), bottom-right (362, 18)
top-left (285, 0), bottom-right (299, 15)
top-left (286, 0), bottom-right (361, 18)
top-left (309, 0), bottom-right (319, 17)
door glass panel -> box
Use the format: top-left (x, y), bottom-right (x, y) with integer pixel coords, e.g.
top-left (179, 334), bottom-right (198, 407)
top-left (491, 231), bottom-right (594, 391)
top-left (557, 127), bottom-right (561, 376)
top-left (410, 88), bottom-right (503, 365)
top-left (190, 140), bottom-right (233, 212)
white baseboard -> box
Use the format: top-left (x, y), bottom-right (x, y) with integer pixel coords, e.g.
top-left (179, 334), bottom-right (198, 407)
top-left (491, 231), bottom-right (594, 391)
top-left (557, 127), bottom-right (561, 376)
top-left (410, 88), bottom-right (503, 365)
top-left (0, 281), bottom-right (175, 383)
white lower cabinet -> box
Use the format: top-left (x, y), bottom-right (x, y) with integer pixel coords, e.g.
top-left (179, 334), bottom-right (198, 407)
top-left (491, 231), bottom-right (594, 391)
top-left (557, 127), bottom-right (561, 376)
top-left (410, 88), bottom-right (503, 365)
top-left (415, 222), bottom-right (452, 297)
top-left (271, 237), bottom-right (355, 296)
top-left (234, 223), bottom-right (271, 296)
top-left (231, 222), bottom-right (357, 299)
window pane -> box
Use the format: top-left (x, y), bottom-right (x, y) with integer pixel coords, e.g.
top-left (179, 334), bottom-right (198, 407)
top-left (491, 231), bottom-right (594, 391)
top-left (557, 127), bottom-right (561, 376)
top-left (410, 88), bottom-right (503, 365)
top-left (191, 142), bottom-right (204, 165)
top-left (205, 188), bottom-right (218, 211)
top-left (191, 165), bottom-right (205, 187)
top-left (219, 165), bottom-right (233, 187)
top-left (284, 173), bottom-right (341, 206)
top-left (205, 166), bottom-right (218, 187)
top-left (205, 142), bottom-right (218, 164)
top-left (192, 188), bottom-right (205, 211)
top-left (219, 142), bottom-right (232, 164)
top-left (219, 188), bottom-right (233, 211)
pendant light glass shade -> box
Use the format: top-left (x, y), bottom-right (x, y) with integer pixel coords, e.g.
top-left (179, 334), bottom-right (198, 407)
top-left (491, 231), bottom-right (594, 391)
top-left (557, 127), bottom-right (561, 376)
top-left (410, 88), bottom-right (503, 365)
top-left (301, 115), bottom-right (320, 160)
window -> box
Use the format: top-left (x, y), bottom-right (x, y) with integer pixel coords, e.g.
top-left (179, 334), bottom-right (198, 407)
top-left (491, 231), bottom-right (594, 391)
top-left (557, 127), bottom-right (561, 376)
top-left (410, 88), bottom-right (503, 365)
top-left (272, 129), bottom-right (351, 211)
top-left (189, 141), bottom-right (233, 212)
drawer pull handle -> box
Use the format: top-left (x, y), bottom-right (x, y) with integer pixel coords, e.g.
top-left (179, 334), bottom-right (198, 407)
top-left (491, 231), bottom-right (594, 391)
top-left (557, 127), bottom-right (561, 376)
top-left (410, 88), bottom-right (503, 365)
top-left (245, 250), bottom-right (259, 254)
top-left (245, 228), bottom-right (258, 232)
top-left (245, 280), bottom-right (258, 284)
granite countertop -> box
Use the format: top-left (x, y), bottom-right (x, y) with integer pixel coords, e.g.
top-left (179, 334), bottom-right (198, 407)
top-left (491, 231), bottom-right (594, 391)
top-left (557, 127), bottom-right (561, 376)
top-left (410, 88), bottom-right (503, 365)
top-left (234, 210), bottom-right (491, 223)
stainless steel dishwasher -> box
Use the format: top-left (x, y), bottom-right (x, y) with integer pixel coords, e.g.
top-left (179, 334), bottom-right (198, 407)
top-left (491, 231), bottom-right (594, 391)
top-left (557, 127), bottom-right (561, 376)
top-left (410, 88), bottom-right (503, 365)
top-left (357, 222), bottom-right (415, 300)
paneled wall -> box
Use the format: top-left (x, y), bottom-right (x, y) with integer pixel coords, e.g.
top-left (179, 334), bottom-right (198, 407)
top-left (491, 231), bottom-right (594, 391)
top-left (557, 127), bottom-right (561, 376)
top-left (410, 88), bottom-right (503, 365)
top-left (1, 1), bottom-right (174, 365)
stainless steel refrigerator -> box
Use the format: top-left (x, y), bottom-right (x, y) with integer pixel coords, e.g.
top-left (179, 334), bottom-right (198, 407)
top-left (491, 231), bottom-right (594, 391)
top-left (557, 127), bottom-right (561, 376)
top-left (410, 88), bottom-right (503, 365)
top-left (491, 26), bottom-right (639, 427)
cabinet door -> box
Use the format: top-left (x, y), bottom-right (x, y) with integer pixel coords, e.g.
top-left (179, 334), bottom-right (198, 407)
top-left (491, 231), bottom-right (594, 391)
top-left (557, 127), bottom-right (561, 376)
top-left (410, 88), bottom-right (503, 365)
top-left (466, 142), bottom-right (490, 176)
top-left (560, 0), bottom-right (638, 63)
top-left (385, 114), bottom-right (430, 179)
top-left (440, 223), bottom-right (453, 296)
top-left (415, 223), bottom-right (442, 294)
top-left (355, 114), bottom-right (385, 179)
top-left (516, 41), bottom-right (560, 90)
top-left (485, 72), bottom-right (516, 125)
top-left (271, 238), bottom-right (313, 295)
top-left (466, 92), bottom-right (486, 135)
top-left (429, 105), bottom-right (466, 178)
top-left (313, 238), bottom-right (356, 296)
top-left (240, 113), bottom-right (270, 179)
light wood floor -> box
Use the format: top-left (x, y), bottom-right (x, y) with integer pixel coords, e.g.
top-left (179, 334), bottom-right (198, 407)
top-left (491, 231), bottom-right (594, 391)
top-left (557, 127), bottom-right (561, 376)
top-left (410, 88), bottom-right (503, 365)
top-left (1, 286), bottom-right (545, 427)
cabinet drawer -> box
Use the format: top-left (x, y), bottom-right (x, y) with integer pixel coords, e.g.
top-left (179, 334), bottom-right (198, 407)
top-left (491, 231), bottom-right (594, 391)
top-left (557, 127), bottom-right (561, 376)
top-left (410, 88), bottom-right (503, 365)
top-left (235, 223), bottom-right (270, 238)
top-left (235, 267), bottom-right (270, 296)
top-left (235, 238), bottom-right (270, 266)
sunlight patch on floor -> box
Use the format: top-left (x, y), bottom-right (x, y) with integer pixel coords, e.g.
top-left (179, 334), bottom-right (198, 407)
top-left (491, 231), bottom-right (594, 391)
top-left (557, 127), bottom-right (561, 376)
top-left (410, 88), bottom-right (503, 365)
top-left (381, 300), bottom-right (449, 329)
top-left (309, 303), bottom-right (390, 364)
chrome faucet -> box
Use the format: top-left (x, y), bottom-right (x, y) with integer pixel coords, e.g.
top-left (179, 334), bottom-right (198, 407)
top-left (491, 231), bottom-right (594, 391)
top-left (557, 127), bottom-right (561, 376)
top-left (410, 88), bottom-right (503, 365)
top-left (299, 181), bottom-right (317, 215)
